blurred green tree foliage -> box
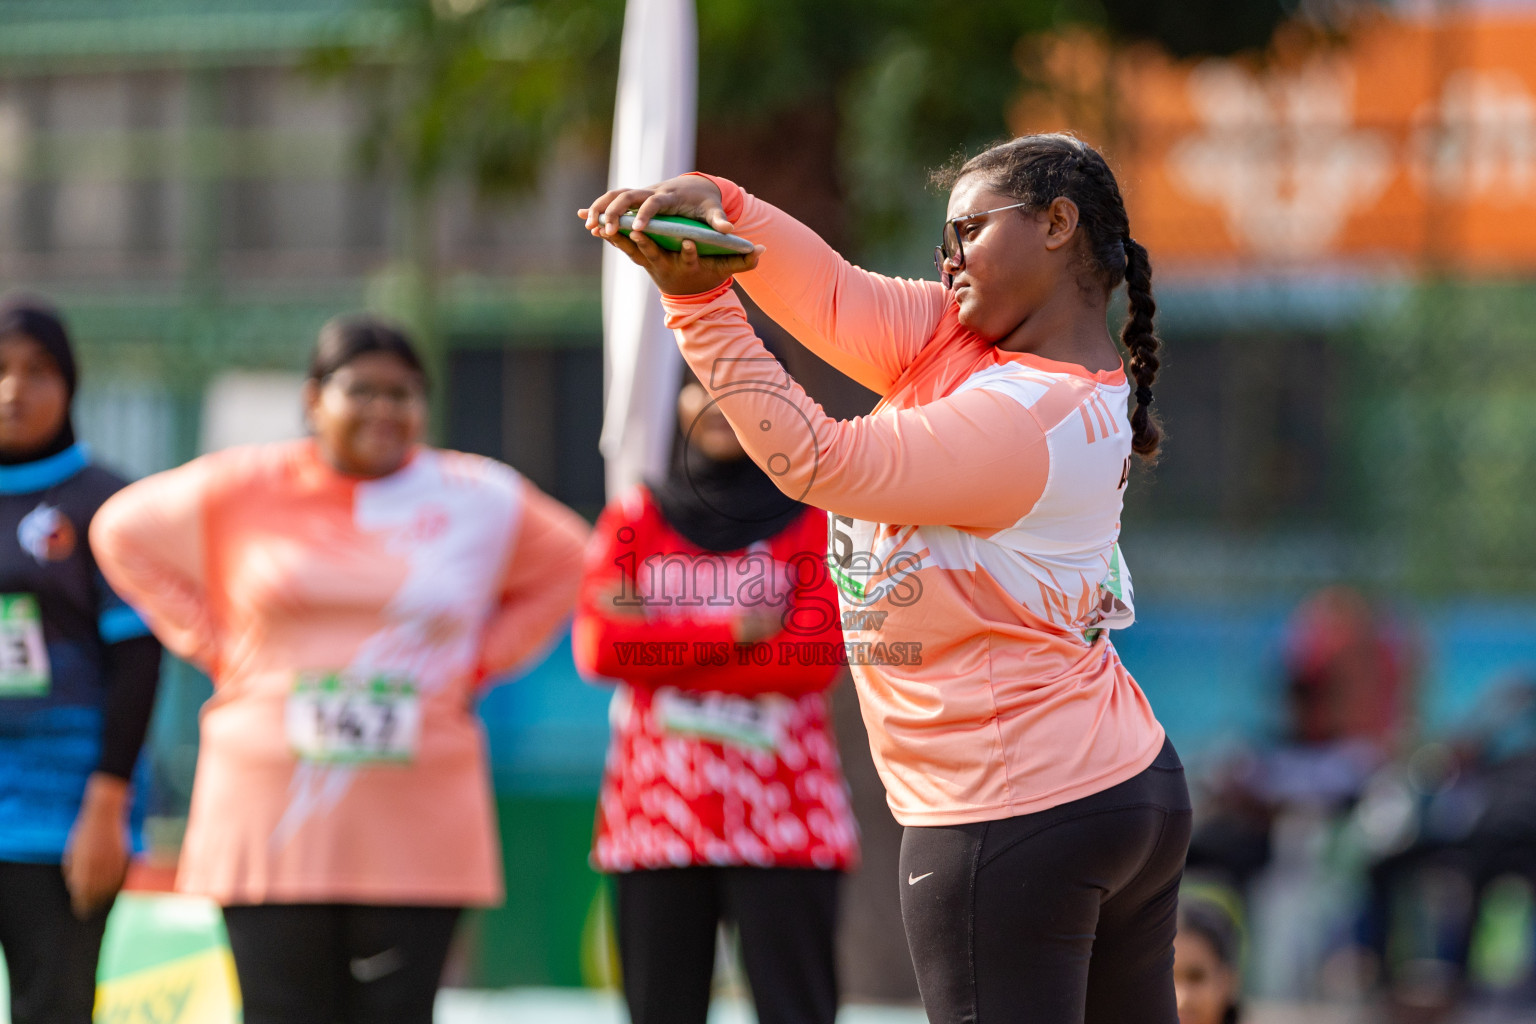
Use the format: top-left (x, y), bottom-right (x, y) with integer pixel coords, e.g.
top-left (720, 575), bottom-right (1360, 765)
top-left (312, 0), bottom-right (1299, 278)
top-left (307, 0), bottom-right (623, 379)
top-left (1354, 282), bottom-right (1536, 594)
top-left (311, 0), bottom-right (623, 204)
top-left (693, 0), bottom-right (1295, 260)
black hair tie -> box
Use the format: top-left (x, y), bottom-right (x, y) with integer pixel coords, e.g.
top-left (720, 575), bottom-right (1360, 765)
top-left (1135, 386), bottom-right (1154, 406)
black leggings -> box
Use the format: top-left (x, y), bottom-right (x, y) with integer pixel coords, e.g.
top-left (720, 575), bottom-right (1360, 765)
top-left (0, 861), bottom-right (112, 1024)
top-left (899, 739), bottom-right (1192, 1024)
top-left (615, 866), bottom-right (840, 1024)
top-left (222, 903), bottom-right (461, 1024)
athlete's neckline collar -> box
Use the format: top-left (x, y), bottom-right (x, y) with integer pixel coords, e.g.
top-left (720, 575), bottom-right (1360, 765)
top-left (0, 443), bottom-right (89, 495)
top-left (943, 302), bottom-right (1128, 384)
top-left (997, 348), bottom-right (1127, 385)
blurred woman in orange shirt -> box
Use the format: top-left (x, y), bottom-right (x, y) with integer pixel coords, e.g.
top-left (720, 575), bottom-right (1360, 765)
top-left (92, 316), bottom-right (589, 1024)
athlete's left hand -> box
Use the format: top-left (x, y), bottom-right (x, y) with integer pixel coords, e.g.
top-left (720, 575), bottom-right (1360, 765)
top-left (602, 227), bottom-right (764, 297)
top-left (62, 772), bottom-right (131, 918)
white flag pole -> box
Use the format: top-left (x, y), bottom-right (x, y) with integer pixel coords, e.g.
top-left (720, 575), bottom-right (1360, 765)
top-left (600, 0), bottom-right (697, 500)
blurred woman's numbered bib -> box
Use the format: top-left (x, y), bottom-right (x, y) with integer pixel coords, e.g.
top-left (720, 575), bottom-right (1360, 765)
top-left (0, 593), bottom-right (50, 697)
top-left (654, 688), bottom-right (789, 752)
top-left (285, 672), bottom-right (421, 765)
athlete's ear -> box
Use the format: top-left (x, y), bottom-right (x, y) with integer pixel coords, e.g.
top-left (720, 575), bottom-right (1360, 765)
top-left (1042, 196), bottom-right (1080, 252)
top-left (300, 378), bottom-right (321, 434)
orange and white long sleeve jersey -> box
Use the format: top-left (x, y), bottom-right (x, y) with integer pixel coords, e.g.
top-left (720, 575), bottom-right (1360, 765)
top-left (89, 440), bottom-right (589, 906)
top-left (659, 175), bottom-right (1166, 827)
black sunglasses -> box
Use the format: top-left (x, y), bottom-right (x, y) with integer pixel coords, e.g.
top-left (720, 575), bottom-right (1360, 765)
top-left (933, 201), bottom-right (1032, 288)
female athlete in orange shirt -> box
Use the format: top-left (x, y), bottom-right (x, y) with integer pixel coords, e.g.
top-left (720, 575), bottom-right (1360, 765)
top-left (583, 134), bottom-right (1190, 1023)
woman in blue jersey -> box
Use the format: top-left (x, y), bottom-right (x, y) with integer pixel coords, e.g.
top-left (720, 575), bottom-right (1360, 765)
top-left (0, 295), bottom-right (163, 1024)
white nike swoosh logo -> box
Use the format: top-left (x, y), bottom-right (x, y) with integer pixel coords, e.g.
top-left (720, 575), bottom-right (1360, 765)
top-left (908, 871), bottom-right (935, 885)
top-left (350, 948), bottom-right (405, 983)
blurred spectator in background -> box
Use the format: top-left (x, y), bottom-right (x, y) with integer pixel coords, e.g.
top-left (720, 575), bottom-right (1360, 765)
top-left (1283, 586), bottom-right (1414, 758)
top-left (1188, 586), bottom-right (1420, 893)
top-left (1183, 587), bottom-right (1420, 1001)
top-left (1354, 673), bottom-right (1536, 1011)
top-left (90, 315), bottom-right (589, 1024)
top-left (573, 371), bottom-right (859, 1024)
top-left (1175, 889), bottom-right (1245, 1024)
top-left (0, 295), bottom-right (162, 1024)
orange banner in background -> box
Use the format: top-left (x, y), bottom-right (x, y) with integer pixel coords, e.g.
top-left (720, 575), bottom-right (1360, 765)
top-left (1012, 13), bottom-right (1536, 274)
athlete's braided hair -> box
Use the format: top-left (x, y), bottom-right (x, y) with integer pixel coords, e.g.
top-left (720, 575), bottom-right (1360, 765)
top-left (937, 134), bottom-right (1163, 461)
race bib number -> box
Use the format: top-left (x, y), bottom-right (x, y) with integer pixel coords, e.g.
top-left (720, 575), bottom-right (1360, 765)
top-left (653, 688), bottom-right (788, 752)
top-left (827, 514), bottom-right (877, 602)
top-left (0, 594), bottom-right (50, 698)
top-left (286, 672), bottom-right (421, 765)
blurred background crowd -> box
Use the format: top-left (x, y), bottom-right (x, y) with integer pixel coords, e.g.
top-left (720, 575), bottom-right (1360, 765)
top-left (2, 0), bottom-right (1535, 1021)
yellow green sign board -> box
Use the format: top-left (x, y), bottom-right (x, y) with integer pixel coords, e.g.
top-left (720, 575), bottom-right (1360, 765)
top-left (0, 892), bottom-right (241, 1022)
top-left (94, 893), bottom-right (240, 1024)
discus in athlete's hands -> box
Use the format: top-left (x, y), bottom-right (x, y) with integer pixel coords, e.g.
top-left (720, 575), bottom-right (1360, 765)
top-left (616, 215), bottom-right (755, 256)
top-left (605, 219), bottom-right (764, 296)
